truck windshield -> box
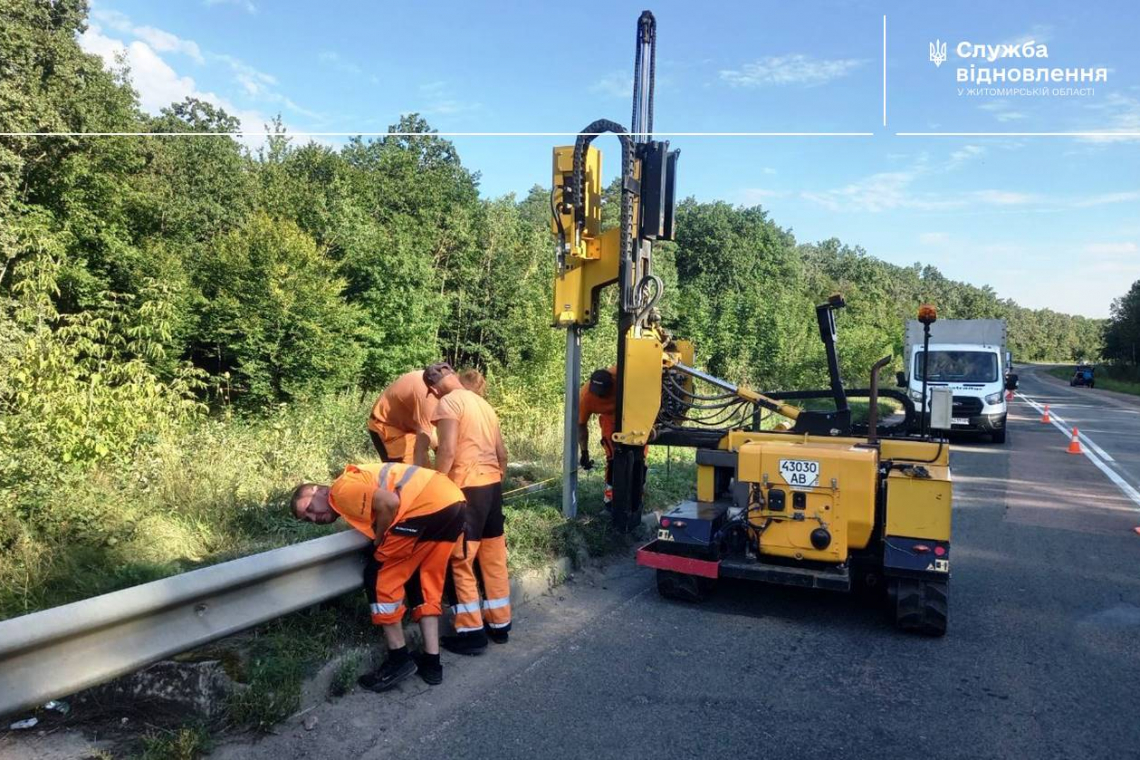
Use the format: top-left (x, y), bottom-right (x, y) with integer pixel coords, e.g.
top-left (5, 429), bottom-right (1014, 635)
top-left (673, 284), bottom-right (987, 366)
top-left (914, 351), bottom-right (999, 383)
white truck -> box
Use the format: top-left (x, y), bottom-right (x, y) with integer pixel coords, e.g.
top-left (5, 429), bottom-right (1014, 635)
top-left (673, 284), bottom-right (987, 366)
top-left (900, 318), bottom-right (1017, 443)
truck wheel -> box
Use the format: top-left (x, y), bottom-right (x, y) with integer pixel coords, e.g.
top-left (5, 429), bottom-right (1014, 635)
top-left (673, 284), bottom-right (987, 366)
top-left (991, 428), bottom-right (1007, 444)
top-left (656, 570), bottom-right (712, 603)
top-left (888, 578), bottom-right (947, 636)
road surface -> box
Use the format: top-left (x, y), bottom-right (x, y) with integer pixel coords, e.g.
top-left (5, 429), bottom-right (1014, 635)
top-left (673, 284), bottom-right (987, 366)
top-left (206, 363), bottom-right (1140, 760)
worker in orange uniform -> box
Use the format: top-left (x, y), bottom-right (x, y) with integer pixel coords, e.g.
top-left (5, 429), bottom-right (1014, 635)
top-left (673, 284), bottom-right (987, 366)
top-left (367, 368), bottom-right (441, 465)
top-left (424, 363), bottom-right (511, 655)
top-left (292, 462), bottom-right (465, 690)
top-left (578, 366), bottom-right (619, 506)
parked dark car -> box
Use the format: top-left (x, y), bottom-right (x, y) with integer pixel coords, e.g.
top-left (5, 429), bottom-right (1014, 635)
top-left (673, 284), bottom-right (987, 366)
top-left (1071, 364), bottom-right (1095, 388)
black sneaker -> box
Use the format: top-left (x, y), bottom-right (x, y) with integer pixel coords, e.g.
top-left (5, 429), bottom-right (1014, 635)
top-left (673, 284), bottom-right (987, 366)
top-left (357, 657), bottom-right (417, 692)
top-left (485, 625), bottom-right (509, 644)
top-left (413, 653), bottom-right (443, 685)
top-left (440, 631), bottom-right (488, 656)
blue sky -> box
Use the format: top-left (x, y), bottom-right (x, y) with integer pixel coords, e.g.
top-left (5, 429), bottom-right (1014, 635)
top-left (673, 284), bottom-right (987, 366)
top-left (78, 0), bottom-right (1140, 317)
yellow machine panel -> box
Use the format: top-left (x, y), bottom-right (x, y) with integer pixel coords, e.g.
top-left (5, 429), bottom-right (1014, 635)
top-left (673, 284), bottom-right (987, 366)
top-left (551, 146), bottom-right (600, 256)
top-left (886, 466), bottom-right (952, 541)
top-left (612, 331), bottom-right (666, 445)
top-left (737, 440), bottom-right (878, 562)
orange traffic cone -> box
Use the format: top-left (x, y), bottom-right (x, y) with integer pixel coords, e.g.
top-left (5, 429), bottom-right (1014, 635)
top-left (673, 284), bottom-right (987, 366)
top-left (1067, 428), bottom-right (1082, 454)
top-left (1041, 404), bottom-right (1051, 423)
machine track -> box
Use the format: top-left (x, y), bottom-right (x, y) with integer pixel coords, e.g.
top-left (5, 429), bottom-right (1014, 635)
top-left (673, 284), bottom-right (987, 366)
top-left (890, 578), bottom-right (948, 636)
top-left (656, 570), bottom-right (713, 602)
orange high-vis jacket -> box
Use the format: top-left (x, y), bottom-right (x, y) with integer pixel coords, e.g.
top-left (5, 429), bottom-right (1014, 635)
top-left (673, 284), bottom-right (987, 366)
top-left (579, 366), bottom-right (618, 440)
top-left (328, 462), bottom-right (464, 540)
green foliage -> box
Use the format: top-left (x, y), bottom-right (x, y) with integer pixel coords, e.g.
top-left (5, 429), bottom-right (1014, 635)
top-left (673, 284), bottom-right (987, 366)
top-left (1103, 279), bottom-right (1140, 368)
top-left (192, 212), bottom-right (363, 407)
top-left (138, 724), bottom-right (212, 760)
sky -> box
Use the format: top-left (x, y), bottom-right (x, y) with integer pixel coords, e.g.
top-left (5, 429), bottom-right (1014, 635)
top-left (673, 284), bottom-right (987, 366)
top-left (76, 0), bottom-right (1140, 318)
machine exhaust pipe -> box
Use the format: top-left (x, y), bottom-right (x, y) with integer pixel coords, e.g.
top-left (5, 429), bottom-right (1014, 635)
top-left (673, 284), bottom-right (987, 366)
top-left (867, 356), bottom-right (892, 445)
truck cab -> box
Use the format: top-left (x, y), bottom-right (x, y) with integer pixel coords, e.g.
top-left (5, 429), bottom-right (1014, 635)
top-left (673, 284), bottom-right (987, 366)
top-left (901, 318), bottom-right (1013, 443)
top-left (908, 343), bottom-right (1008, 441)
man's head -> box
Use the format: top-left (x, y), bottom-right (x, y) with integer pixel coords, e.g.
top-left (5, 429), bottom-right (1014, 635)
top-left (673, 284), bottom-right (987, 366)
top-left (588, 368), bottom-right (615, 398)
top-left (291, 483), bottom-right (338, 524)
top-left (459, 368), bottom-right (486, 396)
top-left (424, 361), bottom-right (462, 398)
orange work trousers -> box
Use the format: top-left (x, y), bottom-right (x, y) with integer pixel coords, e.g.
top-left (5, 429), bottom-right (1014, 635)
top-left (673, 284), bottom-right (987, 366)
top-left (448, 482), bottom-right (511, 634)
top-left (364, 501), bottom-right (465, 625)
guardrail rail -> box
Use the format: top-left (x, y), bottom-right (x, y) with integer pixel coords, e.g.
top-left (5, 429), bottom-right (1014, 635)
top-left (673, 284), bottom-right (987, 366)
top-left (0, 530), bottom-right (372, 718)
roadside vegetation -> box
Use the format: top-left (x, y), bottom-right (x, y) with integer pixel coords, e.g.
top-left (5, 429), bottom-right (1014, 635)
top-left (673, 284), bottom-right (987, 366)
top-left (1044, 279), bottom-right (1140, 398)
top-left (0, 1), bottom-right (1106, 620)
top-left (1047, 364), bottom-right (1140, 397)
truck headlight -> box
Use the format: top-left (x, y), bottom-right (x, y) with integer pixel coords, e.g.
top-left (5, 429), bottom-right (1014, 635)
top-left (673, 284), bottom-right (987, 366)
top-left (984, 391), bottom-right (1004, 405)
top-left (909, 389), bottom-right (924, 402)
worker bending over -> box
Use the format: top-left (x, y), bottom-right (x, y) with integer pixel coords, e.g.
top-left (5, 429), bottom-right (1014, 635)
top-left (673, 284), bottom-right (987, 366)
top-left (367, 368), bottom-right (441, 465)
top-left (292, 462), bottom-right (465, 690)
top-left (578, 366), bottom-right (619, 506)
top-left (425, 364), bottom-right (512, 655)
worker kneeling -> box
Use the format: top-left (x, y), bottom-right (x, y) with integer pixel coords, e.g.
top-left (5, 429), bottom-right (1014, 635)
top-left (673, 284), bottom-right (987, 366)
top-left (425, 364), bottom-right (512, 655)
top-left (292, 462), bottom-right (465, 690)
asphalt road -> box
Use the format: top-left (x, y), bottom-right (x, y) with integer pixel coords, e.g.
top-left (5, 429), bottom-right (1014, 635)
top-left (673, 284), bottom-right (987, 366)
top-left (211, 369), bottom-right (1140, 760)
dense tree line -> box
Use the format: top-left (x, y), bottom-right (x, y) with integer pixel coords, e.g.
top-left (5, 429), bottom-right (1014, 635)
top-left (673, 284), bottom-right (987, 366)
top-left (0, 1), bottom-right (1105, 501)
top-left (1103, 280), bottom-right (1140, 369)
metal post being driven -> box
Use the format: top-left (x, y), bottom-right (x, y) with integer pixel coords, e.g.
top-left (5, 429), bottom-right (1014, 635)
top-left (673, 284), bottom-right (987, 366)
top-left (562, 326), bottom-right (582, 518)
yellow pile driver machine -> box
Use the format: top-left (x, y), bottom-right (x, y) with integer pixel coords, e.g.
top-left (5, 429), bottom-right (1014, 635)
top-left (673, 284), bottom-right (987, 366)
top-left (552, 12), bottom-right (953, 635)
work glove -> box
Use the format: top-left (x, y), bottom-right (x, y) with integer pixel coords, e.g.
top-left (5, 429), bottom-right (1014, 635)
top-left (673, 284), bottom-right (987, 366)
top-left (579, 451), bottom-right (594, 471)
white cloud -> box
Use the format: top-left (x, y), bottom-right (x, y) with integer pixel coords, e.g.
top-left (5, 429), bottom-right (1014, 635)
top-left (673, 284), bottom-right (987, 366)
top-left (762, 167), bottom-right (778, 175)
top-left (1082, 242), bottom-right (1138, 257)
top-left (318, 51), bottom-right (363, 77)
top-left (589, 71), bottom-right (632, 99)
top-left (1080, 93), bottom-right (1140, 143)
top-left (948, 144), bottom-right (984, 167)
top-left (1073, 191), bottom-right (1140, 207)
top-left (412, 81), bottom-right (482, 118)
top-left (90, 7), bottom-right (204, 64)
top-left (719, 55), bottom-right (865, 88)
top-left (204, 0), bottom-right (257, 14)
top-left (739, 188), bottom-right (786, 205)
top-left (801, 171), bottom-right (958, 212)
top-left (978, 102), bottom-right (1027, 123)
top-left (79, 23), bottom-right (270, 139)
top-left (81, 8), bottom-right (321, 126)
top-left (973, 189), bottom-right (1037, 206)
top-left (919, 232), bottom-right (951, 246)
top-left (801, 166), bottom-right (1040, 214)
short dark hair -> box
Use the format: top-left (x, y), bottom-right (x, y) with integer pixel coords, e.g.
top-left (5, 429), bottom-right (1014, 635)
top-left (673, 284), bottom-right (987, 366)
top-left (588, 368), bottom-right (614, 397)
top-left (423, 361), bottom-right (455, 387)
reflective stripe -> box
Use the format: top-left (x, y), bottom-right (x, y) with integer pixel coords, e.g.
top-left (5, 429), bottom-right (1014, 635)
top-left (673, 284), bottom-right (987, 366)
top-left (455, 625), bottom-right (484, 633)
top-left (394, 465), bottom-right (419, 490)
top-left (487, 621), bottom-right (511, 629)
top-left (451, 601), bottom-right (482, 615)
top-left (370, 600), bottom-right (404, 615)
top-left (481, 596), bottom-right (511, 611)
top-left (379, 463), bottom-right (421, 493)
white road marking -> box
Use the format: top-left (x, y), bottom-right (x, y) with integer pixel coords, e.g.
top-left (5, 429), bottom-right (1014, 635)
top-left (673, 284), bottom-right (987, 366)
top-left (1016, 392), bottom-right (1140, 510)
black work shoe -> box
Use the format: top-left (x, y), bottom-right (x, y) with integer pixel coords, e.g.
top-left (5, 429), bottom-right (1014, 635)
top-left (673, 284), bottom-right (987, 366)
top-left (413, 653), bottom-right (443, 685)
top-left (485, 626), bottom-right (509, 644)
top-left (358, 658), bottom-right (417, 692)
top-left (440, 631), bottom-right (488, 656)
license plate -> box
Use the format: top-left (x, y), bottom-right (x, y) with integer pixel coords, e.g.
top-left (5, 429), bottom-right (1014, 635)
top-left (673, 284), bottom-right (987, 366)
top-left (951, 417), bottom-right (969, 425)
top-left (778, 459), bottom-right (820, 488)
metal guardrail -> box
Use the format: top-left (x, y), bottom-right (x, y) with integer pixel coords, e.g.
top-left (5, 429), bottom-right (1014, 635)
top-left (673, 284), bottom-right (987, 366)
top-left (0, 530), bottom-right (371, 718)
